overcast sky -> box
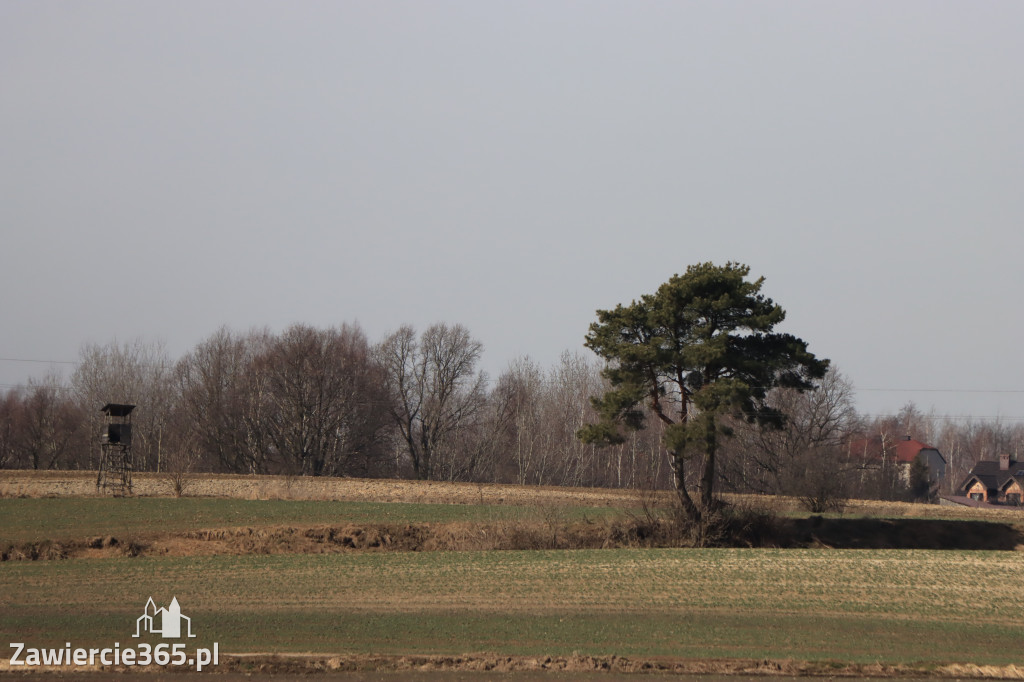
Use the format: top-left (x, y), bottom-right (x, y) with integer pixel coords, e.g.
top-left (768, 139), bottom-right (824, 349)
top-left (2, 2), bottom-right (1023, 421)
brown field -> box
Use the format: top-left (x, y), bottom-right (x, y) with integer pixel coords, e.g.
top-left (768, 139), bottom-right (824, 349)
top-left (0, 469), bottom-right (651, 507)
top-left (4, 470), bottom-right (1024, 677)
top-left (5, 468), bottom-right (1024, 523)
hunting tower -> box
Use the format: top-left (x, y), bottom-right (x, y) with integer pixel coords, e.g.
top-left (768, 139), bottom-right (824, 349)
top-left (97, 403), bottom-right (135, 495)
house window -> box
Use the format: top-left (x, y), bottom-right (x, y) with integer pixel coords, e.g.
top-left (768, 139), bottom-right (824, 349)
top-left (970, 492), bottom-right (984, 501)
top-left (1006, 493), bottom-right (1022, 506)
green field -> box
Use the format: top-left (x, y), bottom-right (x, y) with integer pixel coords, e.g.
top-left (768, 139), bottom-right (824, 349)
top-left (3, 547), bottom-right (1023, 665)
top-left (3, 490), bottom-right (1024, 670)
top-left (0, 497), bottom-right (615, 546)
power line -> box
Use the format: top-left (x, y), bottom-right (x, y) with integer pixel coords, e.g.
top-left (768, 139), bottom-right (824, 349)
top-left (0, 358), bottom-right (77, 364)
top-left (856, 387), bottom-right (1024, 394)
top-left (859, 414), bottom-right (1024, 422)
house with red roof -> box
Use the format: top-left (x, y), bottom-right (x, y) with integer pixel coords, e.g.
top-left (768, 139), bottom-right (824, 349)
top-left (848, 435), bottom-right (946, 484)
top-left (894, 438), bottom-right (946, 480)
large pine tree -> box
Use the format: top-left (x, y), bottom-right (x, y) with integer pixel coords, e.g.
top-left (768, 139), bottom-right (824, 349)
top-left (579, 262), bottom-right (828, 524)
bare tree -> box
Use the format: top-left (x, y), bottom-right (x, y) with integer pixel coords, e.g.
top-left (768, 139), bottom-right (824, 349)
top-left (869, 403), bottom-right (936, 457)
top-left (491, 357), bottom-right (546, 485)
top-left (376, 323), bottom-right (487, 480)
top-left (162, 432), bottom-right (202, 497)
top-left (71, 339), bottom-right (176, 471)
top-left (259, 323), bottom-right (390, 476)
top-left (0, 389), bottom-right (18, 469)
top-left (177, 327), bottom-right (274, 474)
top-left (722, 368), bottom-right (859, 494)
top-left (7, 377), bottom-right (84, 469)
top-left (546, 351), bottom-right (607, 487)
top-left (487, 351), bottom-right (671, 489)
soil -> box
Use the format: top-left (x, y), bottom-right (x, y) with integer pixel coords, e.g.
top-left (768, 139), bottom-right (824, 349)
top-left (2, 521), bottom-right (622, 560)
top-left (5, 514), bottom-right (1024, 562)
top-left (3, 653), bottom-right (1024, 679)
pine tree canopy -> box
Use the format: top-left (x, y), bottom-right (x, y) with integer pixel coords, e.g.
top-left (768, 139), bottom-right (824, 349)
top-left (578, 262), bottom-right (829, 518)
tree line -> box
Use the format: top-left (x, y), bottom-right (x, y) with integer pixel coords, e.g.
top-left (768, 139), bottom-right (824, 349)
top-left (0, 324), bottom-right (672, 488)
top-left (0, 321), bottom-right (1015, 499)
top-left (571, 263), bottom-right (1024, 508)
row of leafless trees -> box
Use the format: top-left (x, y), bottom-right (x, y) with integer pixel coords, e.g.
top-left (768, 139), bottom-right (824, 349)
top-left (0, 324), bottom-right (672, 488)
top-left (1, 323), bottom-right (1017, 497)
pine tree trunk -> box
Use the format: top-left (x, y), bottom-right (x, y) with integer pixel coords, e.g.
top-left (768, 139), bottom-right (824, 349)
top-left (671, 454), bottom-right (702, 524)
top-left (697, 414), bottom-right (717, 512)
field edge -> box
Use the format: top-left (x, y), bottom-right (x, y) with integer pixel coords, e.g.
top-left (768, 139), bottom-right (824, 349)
top-left (4, 652), bottom-right (1024, 679)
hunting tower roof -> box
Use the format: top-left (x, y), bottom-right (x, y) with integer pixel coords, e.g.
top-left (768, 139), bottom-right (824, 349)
top-left (100, 403), bottom-right (135, 417)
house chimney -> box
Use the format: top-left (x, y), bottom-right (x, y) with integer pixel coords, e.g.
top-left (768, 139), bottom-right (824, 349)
top-left (1000, 453), bottom-right (1010, 471)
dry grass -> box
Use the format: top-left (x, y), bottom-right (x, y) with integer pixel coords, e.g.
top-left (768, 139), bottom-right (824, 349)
top-left (5, 469), bottom-right (1024, 522)
top-left (0, 469), bottom-right (655, 508)
top-left (4, 470), bottom-right (1024, 561)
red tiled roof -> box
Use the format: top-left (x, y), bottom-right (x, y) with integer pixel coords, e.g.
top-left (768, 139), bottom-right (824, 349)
top-left (893, 438), bottom-right (935, 463)
top-left (848, 436), bottom-right (939, 464)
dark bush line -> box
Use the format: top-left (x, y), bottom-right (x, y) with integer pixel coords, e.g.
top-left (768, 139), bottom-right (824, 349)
top-left (5, 511), bottom-right (1022, 562)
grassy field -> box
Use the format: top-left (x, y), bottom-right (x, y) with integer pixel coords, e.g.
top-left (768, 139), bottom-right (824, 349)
top-left (3, 548), bottom-right (1024, 665)
top-left (0, 497), bottom-right (618, 546)
top-left (3, 473), bottom-right (1024, 672)
top-left (3, 493), bottom-right (1022, 556)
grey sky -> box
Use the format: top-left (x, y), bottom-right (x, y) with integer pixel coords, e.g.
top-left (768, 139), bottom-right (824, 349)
top-left (2, 1), bottom-right (1022, 421)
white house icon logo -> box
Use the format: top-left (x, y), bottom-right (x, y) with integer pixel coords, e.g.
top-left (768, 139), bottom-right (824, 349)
top-left (133, 597), bottom-right (196, 638)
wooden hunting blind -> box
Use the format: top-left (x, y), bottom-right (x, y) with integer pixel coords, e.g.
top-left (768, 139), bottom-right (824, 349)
top-left (97, 403), bottom-right (135, 495)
